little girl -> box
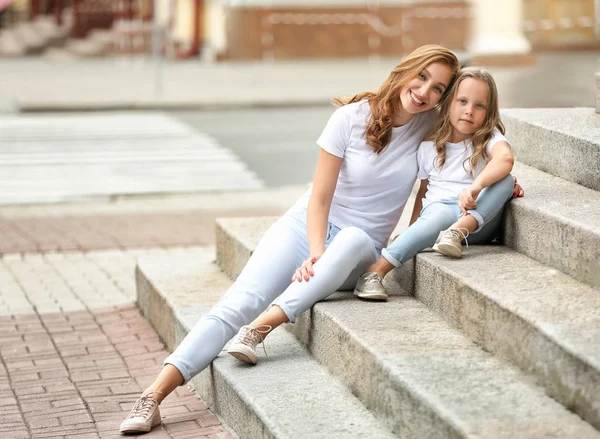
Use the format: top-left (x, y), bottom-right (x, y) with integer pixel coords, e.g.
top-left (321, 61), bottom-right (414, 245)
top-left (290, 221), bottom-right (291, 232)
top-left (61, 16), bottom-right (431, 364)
top-left (354, 67), bottom-right (517, 301)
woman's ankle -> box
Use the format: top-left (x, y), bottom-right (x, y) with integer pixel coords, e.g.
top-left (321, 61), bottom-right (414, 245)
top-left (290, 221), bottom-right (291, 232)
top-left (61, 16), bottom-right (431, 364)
top-left (366, 258), bottom-right (394, 278)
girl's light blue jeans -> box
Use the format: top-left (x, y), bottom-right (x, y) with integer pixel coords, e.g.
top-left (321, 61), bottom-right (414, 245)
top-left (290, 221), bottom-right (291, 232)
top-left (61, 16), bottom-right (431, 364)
top-left (382, 174), bottom-right (515, 267)
top-left (164, 206), bottom-right (378, 384)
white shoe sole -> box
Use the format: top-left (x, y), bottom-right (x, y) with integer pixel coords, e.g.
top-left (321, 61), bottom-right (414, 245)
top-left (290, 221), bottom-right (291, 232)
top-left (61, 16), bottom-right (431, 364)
top-left (227, 344), bottom-right (257, 364)
top-left (353, 289), bottom-right (388, 301)
top-left (433, 243), bottom-right (462, 258)
top-left (120, 417), bottom-right (161, 434)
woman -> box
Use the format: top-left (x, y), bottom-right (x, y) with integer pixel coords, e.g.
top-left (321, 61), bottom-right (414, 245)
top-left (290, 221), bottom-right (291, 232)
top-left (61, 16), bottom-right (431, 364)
top-left (120, 44), bottom-right (461, 434)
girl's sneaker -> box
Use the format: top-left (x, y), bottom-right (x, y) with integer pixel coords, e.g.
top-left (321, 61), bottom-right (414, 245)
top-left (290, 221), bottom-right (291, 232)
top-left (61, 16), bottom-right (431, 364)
top-left (432, 228), bottom-right (469, 258)
top-left (354, 272), bottom-right (388, 301)
top-left (119, 392), bottom-right (162, 434)
top-left (227, 325), bottom-right (271, 364)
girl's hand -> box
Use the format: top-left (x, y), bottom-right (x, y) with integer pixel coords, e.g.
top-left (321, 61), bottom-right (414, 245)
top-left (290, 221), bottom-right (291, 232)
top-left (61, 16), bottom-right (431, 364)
top-left (459, 184), bottom-right (482, 215)
top-left (513, 177), bottom-right (524, 198)
top-left (292, 255), bottom-right (321, 282)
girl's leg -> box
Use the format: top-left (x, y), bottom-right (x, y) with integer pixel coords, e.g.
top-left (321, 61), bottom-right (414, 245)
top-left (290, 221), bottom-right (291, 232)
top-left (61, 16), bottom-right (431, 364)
top-left (353, 202), bottom-right (457, 300)
top-left (435, 175), bottom-right (515, 256)
top-left (448, 174), bottom-right (515, 235)
top-left (379, 202), bottom-right (457, 272)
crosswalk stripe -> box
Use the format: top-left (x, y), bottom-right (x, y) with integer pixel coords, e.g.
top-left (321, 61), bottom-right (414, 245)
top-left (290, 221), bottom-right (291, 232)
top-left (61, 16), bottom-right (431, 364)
top-left (0, 113), bottom-right (264, 204)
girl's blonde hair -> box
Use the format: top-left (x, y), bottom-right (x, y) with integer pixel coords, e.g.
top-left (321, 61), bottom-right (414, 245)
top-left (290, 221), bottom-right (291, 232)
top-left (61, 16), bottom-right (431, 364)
top-left (429, 67), bottom-right (505, 175)
top-left (333, 44), bottom-right (460, 154)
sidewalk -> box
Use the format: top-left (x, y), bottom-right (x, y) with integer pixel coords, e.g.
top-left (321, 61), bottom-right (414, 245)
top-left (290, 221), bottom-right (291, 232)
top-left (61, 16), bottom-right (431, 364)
top-left (1, 52), bottom-right (597, 112)
top-left (0, 187), bottom-right (301, 438)
top-left (0, 248), bottom-right (231, 439)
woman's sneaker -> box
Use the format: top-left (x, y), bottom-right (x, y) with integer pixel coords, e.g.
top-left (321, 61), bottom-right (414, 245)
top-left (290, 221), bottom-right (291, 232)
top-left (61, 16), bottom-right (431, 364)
top-left (227, 325), bottom-right (271, 364)
top-left (119, 392), bottom-right (162, 434)
top-left (432, 228), bottom-right (469, 258)
top-left (354, 272), bottom-right (388, 301)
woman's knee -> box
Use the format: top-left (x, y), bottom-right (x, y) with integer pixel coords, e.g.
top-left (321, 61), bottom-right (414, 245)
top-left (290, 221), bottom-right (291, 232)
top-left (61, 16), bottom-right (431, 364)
top-left (330, 227), bottom-right (373, 253)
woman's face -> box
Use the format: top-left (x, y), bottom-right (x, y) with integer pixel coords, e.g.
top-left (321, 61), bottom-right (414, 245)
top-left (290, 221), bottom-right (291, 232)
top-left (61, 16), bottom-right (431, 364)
top-left (399, 62), bottom-right (454, 115)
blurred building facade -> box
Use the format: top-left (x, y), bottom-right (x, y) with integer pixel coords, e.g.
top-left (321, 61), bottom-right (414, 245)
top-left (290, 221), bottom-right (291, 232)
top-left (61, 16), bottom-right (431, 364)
top-left (0, 0), bottom-right (598, 60)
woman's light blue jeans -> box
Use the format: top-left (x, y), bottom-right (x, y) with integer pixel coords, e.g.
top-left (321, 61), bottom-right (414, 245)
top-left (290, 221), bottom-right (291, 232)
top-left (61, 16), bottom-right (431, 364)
top-left (164, 207), bottom-right (378, 384)
top-left (382, 174), bottom-right (515, 267)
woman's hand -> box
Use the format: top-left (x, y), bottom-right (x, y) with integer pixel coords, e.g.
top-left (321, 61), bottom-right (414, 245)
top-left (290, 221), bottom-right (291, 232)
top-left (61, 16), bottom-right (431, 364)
top-left (513, 177), bottom-right (524, 198)
top-left (292, 255), bottom-right (321, 282)
top-left (458, 184), bottom-right (483, 215)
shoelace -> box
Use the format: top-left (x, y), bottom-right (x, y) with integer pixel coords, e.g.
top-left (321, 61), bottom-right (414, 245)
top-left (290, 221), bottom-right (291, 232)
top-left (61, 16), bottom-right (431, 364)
top-left (129, 391), bottom-right (160, 419)
top-left (235, 325), bottom-right (272, 357)
top-left (363, 272), bottom-right (383, 284)
top-left (443, 228), bottom-right (470, 247)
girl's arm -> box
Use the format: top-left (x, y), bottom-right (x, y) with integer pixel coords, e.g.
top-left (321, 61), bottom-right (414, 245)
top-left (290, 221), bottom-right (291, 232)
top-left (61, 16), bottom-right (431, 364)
top-left (293, 149), bottom-right (343, 282)
top-left (459, 141), bottom-right (514, 214)
top-left (473, 141), bottom-right (513, 189)
top-left (409, 179), bottom-right (429, 226)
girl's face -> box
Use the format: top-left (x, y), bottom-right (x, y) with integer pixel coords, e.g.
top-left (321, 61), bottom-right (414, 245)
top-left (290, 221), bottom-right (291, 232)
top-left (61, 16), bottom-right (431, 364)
top-left (449, 78), bottom-right (489, 143)
top-left (399, 62), bottom-right (454, 115)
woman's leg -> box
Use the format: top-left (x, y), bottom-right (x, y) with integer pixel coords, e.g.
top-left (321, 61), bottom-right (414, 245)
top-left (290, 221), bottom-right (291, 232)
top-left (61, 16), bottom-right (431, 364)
top-left (121, 212), bottom-right (309, 433)
top-left (271, 226), bottom-right (379, 324)
top-left (163, 213), bottom-right (309, 382)
top-left (226, 226), bottom-right (378, 364)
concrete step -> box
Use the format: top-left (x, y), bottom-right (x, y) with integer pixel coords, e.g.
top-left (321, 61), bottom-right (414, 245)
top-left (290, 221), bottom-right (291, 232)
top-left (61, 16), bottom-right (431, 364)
top-left (504, 162), bottom-right (600, 288)
top-left (391, 246), bottom-right (600, 430)
top-left (216, 217), bottom-right (600, 433)
top-left (136, 247), bottom-right (396, 439)
top-left (288, 293), bottom-right (598, 438)
top-left (501, 108), bottom-right (600, 191)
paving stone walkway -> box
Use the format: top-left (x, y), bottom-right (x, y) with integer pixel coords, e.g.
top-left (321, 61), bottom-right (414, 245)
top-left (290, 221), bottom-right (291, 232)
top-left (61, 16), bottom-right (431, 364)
top-left (0, 208), bottom-right (280, 256)
top-left (0, 246), bottom-right (236, 438)
top-left (0, 184), bottom-right (295, 438)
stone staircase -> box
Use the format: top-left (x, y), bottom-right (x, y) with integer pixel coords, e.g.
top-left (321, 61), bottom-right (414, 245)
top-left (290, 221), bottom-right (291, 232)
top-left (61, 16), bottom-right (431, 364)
top-left (135, 107), bottom-right (600, 437)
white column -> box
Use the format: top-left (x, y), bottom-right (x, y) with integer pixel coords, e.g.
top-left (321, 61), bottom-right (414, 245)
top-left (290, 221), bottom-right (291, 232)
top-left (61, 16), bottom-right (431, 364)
top-left (467, 0), bottom-right (531, 58)
top-left (203, 0), bottom-right (228, 58)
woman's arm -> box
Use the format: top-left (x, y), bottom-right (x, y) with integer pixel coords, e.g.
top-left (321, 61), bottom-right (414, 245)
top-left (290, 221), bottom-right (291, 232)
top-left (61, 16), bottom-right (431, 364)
top-left (409, 179), bottom-right (429, 226)
top-left (459, 141), bottom-right (514, 214)
top-left (294, 149), bottom-right (343, 282)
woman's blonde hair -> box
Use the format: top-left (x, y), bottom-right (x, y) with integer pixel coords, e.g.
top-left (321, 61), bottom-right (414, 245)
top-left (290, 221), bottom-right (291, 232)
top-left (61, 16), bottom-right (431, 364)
top-left (333, 44), bottom-right (460, 154)
top-left (429, 67), bottom-right (504, 175)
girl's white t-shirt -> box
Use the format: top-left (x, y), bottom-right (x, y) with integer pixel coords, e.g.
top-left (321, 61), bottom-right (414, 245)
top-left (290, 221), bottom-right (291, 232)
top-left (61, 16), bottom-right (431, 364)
top-left (417, 128), bottom-right (510, 208)
top-left (294, 100), bottom-right (436, 252)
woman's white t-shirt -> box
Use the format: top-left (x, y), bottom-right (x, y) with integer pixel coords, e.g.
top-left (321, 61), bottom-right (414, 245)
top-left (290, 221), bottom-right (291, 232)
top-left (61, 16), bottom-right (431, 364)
top-left (294, 100), bottom-right (436, 252)
top-left (417, 128), bottom-right (509, 208)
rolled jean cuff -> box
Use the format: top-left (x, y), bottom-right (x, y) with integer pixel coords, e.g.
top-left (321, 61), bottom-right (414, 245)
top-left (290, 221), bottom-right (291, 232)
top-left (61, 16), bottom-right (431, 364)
top-left (269, 301), bottom-right (297, 324)
top-left (163, 359), bottom-right (192, 386)
top-left (381, 248), bottom-right (402, 268)
top-left (466, 209), bottom-right (485, 233)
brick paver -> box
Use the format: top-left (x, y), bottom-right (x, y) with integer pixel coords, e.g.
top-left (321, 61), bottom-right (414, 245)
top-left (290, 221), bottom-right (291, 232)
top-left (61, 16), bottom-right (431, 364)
top-left (0, 243), bottom-right (235, 438)
top-left (0, 303), bottom-right (234, 439)
top-left (0, 208), bottom-right (280, 256)
top-left (0, 194), bottom-right (290, 437)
